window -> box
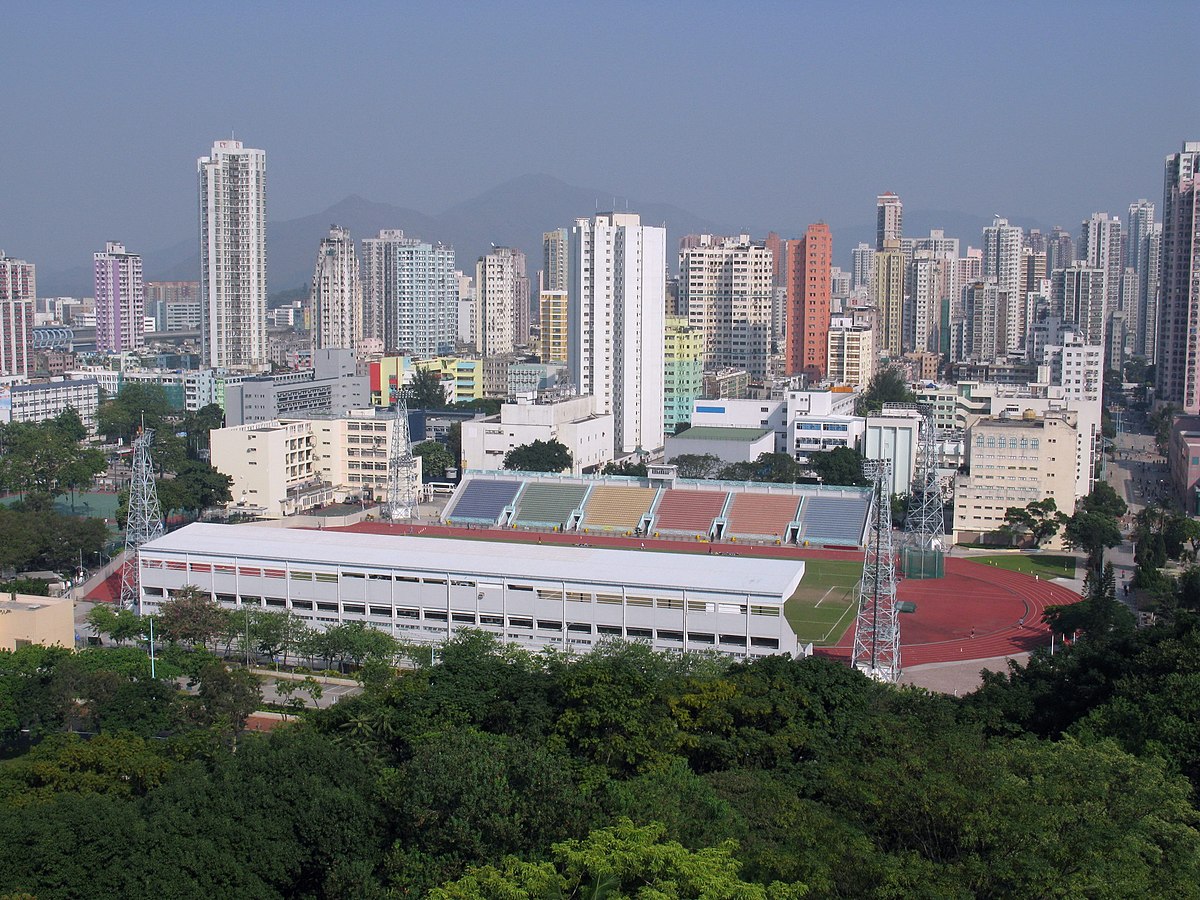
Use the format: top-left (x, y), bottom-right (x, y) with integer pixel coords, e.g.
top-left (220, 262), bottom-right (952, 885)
top-left (719, 634), bottom-right (748, 647)
top-left (369, 606), bottom-right (391, 617)
top-left (452, 612), bottom-right (476, 624)
top-left (290, 599), bottom-right (313, 610)
top-left (597, 624), bottom-right (622, 636)
top-left (567, 623), bottom-right (592, 634)
top-left (751, 636), bottom-right (780, 649)
top-left (657, 630), bottom-right (684, 642)
top-left (343, 603), bottom-right (366, 615)
top-left (508, 616), bottom-right (533, 628)
top-left (424, 611), bottom-right (448, 622)
top-left (626, 627), bottom-right (652, 640)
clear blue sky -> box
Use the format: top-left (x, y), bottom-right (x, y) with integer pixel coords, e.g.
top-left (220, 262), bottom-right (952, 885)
top-left (2, 0), bottom-right (1196, 273)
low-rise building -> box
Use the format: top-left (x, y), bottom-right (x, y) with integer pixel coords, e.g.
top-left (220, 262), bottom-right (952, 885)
top-left (0, 377), bottom-right (100, 432)
top-left (137, 523), bottom-right (805, 659)
top-left (0, 593), bottom-right (74, 651)
top-left (224, 349), bottom-right (368, 426)
top-left (826, 319), bottom-right (875, 389)
top-left (1169, 415), bottom-right (1200, 516)
top-left (702, 368), bottom-right (750, 400)
top-left (461, 394), bottom-right (613, 474)
top-left (953, 408), bottom-right (1081, 542)
top-left (210, 410), bottom-right (424, 517)
top-left (863, 406), bottom-right (923, 496)
top-left (664, 426), bottom-right (776, 464)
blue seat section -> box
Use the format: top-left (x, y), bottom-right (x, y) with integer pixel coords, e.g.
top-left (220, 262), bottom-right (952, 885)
top-left (514, 482), bottom-right (590, 527)
top-left (800, 495), bottom-right (872, 546)
top-left (446, 479), bottom-right (523, 522)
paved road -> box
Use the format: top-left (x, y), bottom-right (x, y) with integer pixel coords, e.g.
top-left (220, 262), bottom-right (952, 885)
top-left (1105, 427), bottom-right (1168, 601)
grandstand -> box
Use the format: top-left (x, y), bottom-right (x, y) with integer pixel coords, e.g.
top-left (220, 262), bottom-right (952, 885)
top-left (444, 478), bottom-right (523, 525)
top-left (652, 489), bottom-right (729, 536)
top-left (513, 482), bottom-right (590, 529)
top-left (799, 495), bottom-right (872, 547)
top-left (581, 485), bottom-right (658, 532)
top-left (724, 493), bottom-right (802, 541)
top-left (445, 471), bottom-right (873, 548)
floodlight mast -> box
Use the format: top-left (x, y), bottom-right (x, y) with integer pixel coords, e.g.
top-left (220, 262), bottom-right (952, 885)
top-left (118, 420), bottom-right (165, 612)
top-left (852, 459), bottom-right (901, 683)
top-left (904, 408), bottom-right (947, 552)
top-left (381, 391), bottom-right (418, 522)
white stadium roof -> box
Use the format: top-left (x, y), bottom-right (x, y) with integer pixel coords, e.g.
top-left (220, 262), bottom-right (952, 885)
top-left (143, 523), bottom-right (805, 599)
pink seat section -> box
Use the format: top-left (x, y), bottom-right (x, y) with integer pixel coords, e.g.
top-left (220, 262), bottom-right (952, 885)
top-left (725, 492), bottom-right (801, 539)
top-left (652, 489), bottom-right (728, 534)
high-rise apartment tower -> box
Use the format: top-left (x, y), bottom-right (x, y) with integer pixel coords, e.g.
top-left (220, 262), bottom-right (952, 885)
top-left (198, 140), bottom-right (267, 368)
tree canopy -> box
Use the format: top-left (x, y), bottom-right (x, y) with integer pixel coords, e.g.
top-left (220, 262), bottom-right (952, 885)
top-left (1, 619), bottom-right (1200, 897)
top-left (413, 440), bottom-right (455, 479)
top-left (805, 446), bottom-right (867, 486)
top-left (504, 440), bottom-right (573, 473)
top-left (854, 368), bottom-right (916, 417)
top-left (408, 368), bottom-right (449, 410)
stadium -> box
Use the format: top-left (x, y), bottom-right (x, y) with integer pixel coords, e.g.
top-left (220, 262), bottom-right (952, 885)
top-left (132, 466), bottom-right (1079, 672)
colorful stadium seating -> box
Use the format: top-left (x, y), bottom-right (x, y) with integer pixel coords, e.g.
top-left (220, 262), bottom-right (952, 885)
top-left (652, 489), bottom-right (728, 534)
top-left (580, 485), bottom-right (658, 531)
top-left (445, 479), bottom-right (523, 523)
top-left (800, 495), bottom-right (872, 546)
top-left (724, 493), bottom-right (802, 539)
top-left (513, 482), bottom-right (590, 528)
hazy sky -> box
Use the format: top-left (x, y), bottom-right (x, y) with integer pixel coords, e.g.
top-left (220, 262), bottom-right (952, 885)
top-left (2, 1), bottom-right (1196, 273)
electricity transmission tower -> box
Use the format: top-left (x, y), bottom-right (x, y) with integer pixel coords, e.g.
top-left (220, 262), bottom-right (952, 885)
top-left (119, 424), bottom-right (165, 612)
top-left (852, 459), bottom-right (901, 683)
top-left (902, 409), bottom-right (947, 578)
top-left (381, 393), bottom-right (418, 522)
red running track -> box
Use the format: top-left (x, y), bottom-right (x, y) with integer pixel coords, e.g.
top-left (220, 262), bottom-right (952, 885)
top-left (330, 522), bottom-right (1079, 666)
top-left (820, 556), bottom-right (1078, 666)
top-left (96, 521), bottom-right (1078, 668)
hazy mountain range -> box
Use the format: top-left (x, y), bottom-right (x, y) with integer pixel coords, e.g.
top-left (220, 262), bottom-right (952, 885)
top-left (36, 173), bottom-right (1052, 297)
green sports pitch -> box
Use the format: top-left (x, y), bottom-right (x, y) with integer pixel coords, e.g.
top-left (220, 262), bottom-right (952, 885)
top-left (785, 557), bottom-right (862, 646)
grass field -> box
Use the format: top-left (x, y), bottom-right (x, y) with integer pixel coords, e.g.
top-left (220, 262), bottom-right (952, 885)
top-left (969, 554), bottom-right (1077, 580)
top-left (785, 558), bottom-right (862, 645)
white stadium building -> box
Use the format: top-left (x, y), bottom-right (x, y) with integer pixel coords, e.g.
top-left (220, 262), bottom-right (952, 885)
top-left (137, 523), bottom-right (808, 659)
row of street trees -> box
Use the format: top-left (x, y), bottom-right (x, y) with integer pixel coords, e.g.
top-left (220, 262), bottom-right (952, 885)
top-left (1000, 482), bottom-right (1127, 576)
top-left (88, 588), bottom-right (401, 673)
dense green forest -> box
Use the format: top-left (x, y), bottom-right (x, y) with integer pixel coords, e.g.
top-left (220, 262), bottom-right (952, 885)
top-left (3, 575), bottom-right (1200, 900)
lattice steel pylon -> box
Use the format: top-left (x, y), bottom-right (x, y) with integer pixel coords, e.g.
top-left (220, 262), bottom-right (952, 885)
top-left (118, 424), bottom-right (165, 612)
top-left (852, 459), bottom-right (901, 683)
top-left (904, 410), bottom-right (947, 554)
top-left (381, 393), bottom-right (418, 522)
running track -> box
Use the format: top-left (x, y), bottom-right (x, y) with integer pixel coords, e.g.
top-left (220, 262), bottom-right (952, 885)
top-left (329, 522), bottom-right (1079, 666)
top-left (89, 521), bottom-right (1077, 667)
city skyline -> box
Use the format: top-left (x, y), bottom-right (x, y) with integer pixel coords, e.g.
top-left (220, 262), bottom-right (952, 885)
top-left (2, 3), bottom-right (1195, 280)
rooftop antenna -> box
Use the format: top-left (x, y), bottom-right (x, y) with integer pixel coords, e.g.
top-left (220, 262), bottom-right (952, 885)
top-left (852, 459), bottom-right (901, 683)
top-left (119, 416), bottom-right (165, 612)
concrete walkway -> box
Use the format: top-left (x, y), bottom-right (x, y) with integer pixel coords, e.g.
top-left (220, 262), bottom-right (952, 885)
top-left (901, 652), bottom-right (1030, 695)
